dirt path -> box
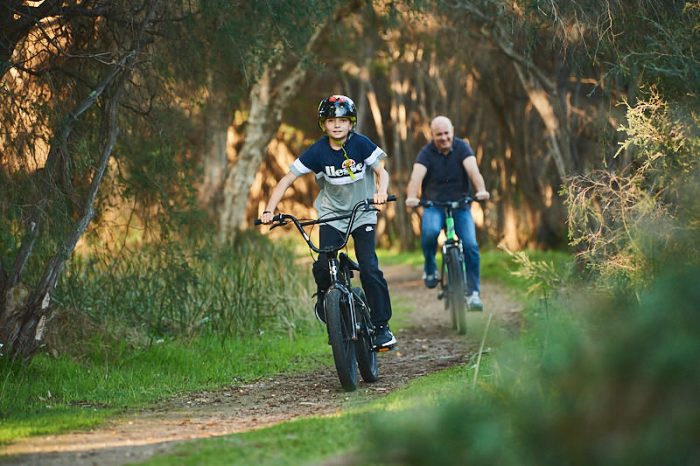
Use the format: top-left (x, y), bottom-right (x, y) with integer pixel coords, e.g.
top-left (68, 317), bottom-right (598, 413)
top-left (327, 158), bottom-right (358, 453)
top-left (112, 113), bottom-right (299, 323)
top-left (0, 264), bottom-right (522, 466)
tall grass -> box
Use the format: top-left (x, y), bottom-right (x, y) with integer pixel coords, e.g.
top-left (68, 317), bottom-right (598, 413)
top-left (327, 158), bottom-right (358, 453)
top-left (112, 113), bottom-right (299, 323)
top-left (57, 232), bottom-right (314, 340)
top-left (1, 232), bottom-right (329, 441)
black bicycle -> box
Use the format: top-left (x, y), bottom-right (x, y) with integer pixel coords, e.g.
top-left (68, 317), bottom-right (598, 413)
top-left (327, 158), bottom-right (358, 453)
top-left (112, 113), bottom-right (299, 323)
top-left (417, 197), bottom-right (473, 335)
top-left (256, 195), bottom-right (396, 391)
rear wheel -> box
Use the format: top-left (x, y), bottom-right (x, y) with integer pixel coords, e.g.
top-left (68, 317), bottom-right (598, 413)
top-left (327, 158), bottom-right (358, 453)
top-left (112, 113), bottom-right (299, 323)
top-left (446, 247), bottom-right (467, 335)
top-left (325, 288), bottom-right (358, 391)
top-left (353, 288), bottom-right (378, 383)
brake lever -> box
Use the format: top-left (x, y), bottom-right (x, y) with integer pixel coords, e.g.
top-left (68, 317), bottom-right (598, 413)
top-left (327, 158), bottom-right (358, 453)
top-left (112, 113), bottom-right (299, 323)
top-left (269, 219), bottom-right (288, 230)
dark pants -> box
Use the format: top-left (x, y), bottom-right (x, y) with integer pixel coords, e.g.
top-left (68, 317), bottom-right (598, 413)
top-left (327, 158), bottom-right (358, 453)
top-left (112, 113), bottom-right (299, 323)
top-left (313, 223), bottom-right (392, 326)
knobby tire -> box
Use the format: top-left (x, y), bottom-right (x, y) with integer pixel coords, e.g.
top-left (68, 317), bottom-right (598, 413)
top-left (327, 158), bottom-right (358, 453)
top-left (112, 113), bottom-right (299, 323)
top-left (447, 247), bottom-right (468, 335)
top-left (325, 288), bottom-right (358, 391)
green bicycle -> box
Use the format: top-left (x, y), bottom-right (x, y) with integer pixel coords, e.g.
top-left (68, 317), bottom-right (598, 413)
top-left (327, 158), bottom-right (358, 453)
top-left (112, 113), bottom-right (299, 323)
top-left (418, 197), bottom-right (473, 335)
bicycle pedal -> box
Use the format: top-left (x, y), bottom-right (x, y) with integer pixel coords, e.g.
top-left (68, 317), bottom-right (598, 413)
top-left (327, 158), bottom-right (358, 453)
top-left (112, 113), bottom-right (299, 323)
top-left (373, 344), bottom-right (397, 353)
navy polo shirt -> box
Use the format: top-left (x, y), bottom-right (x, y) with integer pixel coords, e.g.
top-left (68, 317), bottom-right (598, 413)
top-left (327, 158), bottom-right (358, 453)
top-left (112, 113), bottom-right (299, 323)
top-left (416, 138), bottom-right (475, 202)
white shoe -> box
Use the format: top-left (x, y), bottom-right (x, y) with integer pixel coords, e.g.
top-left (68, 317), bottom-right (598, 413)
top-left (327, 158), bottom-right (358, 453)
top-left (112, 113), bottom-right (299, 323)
top-left (422, 272), bottom-right (438, 289)
top-left (467, 291), bottom-right (483, 311)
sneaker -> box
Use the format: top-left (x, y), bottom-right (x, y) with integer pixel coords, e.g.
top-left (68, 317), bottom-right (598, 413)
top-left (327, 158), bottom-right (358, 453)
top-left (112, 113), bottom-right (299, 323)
top-left (374, 324), bottom-right (397, 348)
top-left (467, 291), bottom-right (483, 311)
top-left (423, 272), bottom-right (438, 289)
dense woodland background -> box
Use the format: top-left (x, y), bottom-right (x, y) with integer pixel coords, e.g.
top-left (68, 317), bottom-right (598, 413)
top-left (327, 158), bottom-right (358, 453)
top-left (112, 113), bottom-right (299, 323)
top-left (1, 1), bottom-right (698, 361)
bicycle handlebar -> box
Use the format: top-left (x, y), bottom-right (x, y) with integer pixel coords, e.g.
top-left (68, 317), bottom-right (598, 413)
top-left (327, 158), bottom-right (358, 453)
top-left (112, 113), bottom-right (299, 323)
top-left (418, 196), bottom-right (475, 209)
top-left (255, 195), bottom-right (396, 254)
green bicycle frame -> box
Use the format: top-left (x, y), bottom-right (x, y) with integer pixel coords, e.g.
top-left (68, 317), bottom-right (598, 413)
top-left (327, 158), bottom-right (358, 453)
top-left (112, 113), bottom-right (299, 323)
top-left (444, 215), bottom-right (457, 242)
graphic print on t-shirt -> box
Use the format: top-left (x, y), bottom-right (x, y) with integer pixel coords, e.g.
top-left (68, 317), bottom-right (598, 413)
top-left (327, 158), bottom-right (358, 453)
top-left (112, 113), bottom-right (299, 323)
top-left (291, 133), bottom-right (383, 186)
top-left (288, 132), bottom-right (386, 232)
top-left (322, 158), bottom-right (365, 183)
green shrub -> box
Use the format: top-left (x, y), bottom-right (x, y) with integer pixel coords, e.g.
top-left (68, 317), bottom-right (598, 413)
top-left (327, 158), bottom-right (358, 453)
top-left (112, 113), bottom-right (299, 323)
top-left (565, 89), bottom-right (700, 298)
top-left (365, 262), bottom-right (700, 465)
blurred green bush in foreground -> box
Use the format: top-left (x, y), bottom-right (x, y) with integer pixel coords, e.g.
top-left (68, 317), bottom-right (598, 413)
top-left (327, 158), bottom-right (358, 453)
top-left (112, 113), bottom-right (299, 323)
top-left (366, 261), bottom-right (699, 465)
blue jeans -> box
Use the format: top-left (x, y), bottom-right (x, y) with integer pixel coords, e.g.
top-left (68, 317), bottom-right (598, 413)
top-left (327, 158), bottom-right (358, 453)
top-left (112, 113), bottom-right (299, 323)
top-left (315, 224), bottom-right (392, 326)
top-left (421, 206), bottom-right (480, 294)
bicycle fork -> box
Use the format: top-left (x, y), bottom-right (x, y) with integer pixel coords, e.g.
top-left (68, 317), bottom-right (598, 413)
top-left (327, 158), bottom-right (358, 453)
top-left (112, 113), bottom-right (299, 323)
top-left (328, 257), bottom-right (359, 341)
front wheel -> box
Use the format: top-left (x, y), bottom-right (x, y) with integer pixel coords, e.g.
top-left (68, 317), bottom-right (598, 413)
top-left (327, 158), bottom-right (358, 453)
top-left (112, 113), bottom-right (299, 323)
top-left (325, 288), bottom-right (358, 391)
top-left (446, 247), bottom-right (467, 335)
top-left (353, 288), bottom-right (378, 383)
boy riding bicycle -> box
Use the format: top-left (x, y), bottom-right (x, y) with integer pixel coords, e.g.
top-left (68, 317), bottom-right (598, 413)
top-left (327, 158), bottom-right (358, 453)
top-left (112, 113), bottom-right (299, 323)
top-left (260, 95), bottom-right (397, 349)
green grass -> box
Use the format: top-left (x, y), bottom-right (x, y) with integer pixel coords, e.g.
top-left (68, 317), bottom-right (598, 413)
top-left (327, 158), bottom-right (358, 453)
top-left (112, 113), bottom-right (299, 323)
top-left (0, 330), bottom-right (330, 443)
top-left (377, 248), bottom-right (424, 268)
top-left (1, 244), bottom-right (564, 459)
top-left (0, 278), bottom-right (416, 445)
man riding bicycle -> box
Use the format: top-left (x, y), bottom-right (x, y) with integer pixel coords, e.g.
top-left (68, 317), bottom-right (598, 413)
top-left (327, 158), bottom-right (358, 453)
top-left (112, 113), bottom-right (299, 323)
top-left (405, 116), bottom-right (490, 310)
top-left (261, 95), bottom-right (397, 349)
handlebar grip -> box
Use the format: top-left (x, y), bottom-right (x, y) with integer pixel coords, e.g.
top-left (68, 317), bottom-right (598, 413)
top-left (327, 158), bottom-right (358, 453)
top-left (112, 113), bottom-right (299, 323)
top-left (255, 214), bottom-right (283, 226)
top-left (366, 194), bottom-right (397, 205)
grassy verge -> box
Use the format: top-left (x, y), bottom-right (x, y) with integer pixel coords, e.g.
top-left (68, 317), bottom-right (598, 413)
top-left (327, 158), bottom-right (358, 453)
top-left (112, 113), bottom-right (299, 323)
top-left (1, 232), bottom-right (326, 443)
top-left (0, 331), bottom-right (330, 443)
top-left (142, 364), bottom-right (479, 466)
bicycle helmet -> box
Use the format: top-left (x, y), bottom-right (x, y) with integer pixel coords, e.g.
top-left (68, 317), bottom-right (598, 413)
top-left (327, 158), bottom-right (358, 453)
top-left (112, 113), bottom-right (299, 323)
top-left (318, 95), bottom-right (357, 129)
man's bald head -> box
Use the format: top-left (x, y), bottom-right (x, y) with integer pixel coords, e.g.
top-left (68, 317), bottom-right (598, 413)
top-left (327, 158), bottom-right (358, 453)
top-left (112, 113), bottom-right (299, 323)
top-left (430, 116), bottom-right (453, 131)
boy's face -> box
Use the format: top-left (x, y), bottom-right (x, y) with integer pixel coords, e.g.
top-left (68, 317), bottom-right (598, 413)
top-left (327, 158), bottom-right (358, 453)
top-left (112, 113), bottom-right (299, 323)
top-left (323, 117), bottom-right (352, 141)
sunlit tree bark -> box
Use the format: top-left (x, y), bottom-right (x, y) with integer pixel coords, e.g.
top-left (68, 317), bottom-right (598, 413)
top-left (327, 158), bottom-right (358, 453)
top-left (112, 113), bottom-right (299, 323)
top-left (218, 1), bottom-right (362, 240)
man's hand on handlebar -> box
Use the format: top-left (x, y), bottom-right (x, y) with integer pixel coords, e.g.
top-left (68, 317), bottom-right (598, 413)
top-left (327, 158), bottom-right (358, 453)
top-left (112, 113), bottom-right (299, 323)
top-left (475, 190), bottom-right (490, 201)
top-left (405, 196), bottom-right (420, 208)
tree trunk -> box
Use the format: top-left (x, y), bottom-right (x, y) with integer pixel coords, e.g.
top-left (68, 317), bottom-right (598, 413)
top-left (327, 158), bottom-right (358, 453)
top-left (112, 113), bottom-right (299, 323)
top-left (0, 1), bottom-right (157, 363)
top-left (218, 2), bottom-right (361, 240)
top-left (388, 64), bottom-right (414, 250)
top-left (219, 67), bottom-right (279, 240)
top-left (512, 62), bottom-right (574, 181)
top-left (217, 54), bottom-right (316, 238)
top-left (198, 71), bottom-right (233, 214)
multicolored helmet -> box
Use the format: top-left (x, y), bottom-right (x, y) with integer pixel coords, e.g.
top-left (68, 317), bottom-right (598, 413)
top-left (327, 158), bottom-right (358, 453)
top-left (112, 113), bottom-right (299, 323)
top-left (318, 95), bottom-right (357, 129)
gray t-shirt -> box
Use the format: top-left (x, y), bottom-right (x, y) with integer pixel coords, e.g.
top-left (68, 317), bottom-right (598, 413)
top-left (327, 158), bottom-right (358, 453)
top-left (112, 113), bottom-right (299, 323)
top-left (290, 132), bottom-right (386, 232)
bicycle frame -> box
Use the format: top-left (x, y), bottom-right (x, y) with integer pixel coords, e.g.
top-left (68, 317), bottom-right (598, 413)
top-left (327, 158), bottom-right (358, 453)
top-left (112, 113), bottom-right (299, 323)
top-left (419, 198), bottom-right (472, 289)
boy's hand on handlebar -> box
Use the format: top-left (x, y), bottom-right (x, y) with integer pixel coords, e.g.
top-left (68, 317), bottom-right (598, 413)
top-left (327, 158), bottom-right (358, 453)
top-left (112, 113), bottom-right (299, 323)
top-left (261, 210), bottom-right (275, 224)
top-left (373, 192), bottom-right (388, 204)
top-left (405, 196), bottom-right (420, 208)
top-left (475, 191), bottom-right (490, 201)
